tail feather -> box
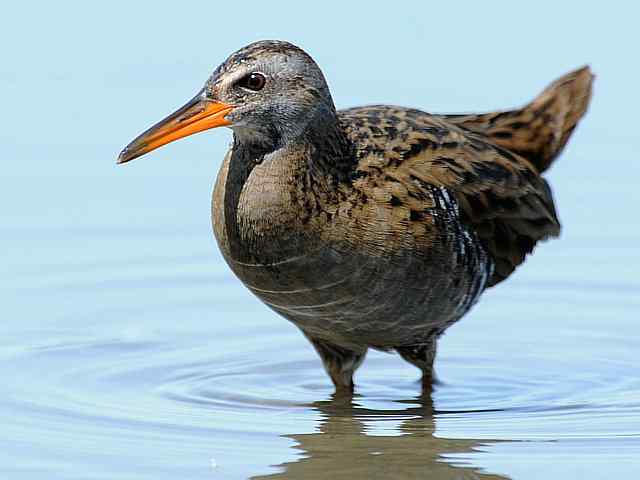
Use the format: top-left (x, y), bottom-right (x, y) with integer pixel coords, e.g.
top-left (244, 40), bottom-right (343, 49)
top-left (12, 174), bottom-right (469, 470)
top-left (443, 66), bottom-right (594, 172)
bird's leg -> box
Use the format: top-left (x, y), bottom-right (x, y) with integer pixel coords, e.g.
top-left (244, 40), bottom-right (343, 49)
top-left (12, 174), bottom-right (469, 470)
top-left (396, 338), bottom-right (439, 390)
top-left (305, 335), bottom-right (367, 394)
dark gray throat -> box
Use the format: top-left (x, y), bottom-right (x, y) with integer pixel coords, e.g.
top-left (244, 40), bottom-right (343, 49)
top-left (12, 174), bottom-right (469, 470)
top-left (302, 114), bottom-right (356, 185)
top-left (231, 106), bottom-right (356, 186)
top-left (222, 112), bottom-right (355, 263)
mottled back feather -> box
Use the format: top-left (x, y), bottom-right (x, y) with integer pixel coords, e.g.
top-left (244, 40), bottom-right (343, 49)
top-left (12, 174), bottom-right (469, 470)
top-left (337, 66), bottom-right (592, 286)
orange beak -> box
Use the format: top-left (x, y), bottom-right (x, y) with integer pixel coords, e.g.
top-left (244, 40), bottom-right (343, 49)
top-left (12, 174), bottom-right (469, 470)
top-left (117, 91), bottom-right (234, 164)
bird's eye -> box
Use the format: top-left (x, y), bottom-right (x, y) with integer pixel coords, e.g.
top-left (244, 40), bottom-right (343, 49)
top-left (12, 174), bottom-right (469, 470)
top-left (237, 72), bottom-right (266, 91)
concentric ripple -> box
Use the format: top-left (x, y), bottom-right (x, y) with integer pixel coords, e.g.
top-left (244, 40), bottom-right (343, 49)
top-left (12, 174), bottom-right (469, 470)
top-left (3, 232), bottom-right (640, 479)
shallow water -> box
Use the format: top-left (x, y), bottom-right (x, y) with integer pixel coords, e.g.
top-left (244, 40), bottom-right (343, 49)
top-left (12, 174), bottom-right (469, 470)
top-left (3, 2), bottom-right (640, 479)
top-left (2, 155), bottom-right (639, 479)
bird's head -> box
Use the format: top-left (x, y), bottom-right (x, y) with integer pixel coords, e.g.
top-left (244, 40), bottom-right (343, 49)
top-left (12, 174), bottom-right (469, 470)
top-left (118, 40), bottom-right (334, 164)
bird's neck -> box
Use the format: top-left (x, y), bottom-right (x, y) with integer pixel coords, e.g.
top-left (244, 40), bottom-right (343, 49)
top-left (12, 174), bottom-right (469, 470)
top-left (219, 112), bottom-right (354, 264)
top-left (302, 114), bottom-right (356, 186)
top-left (232, 108), bottom-right (355, 187)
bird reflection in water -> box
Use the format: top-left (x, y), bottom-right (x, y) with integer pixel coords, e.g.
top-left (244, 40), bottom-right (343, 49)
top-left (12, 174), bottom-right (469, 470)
top-left (253, 391), bottom-right (508, 479)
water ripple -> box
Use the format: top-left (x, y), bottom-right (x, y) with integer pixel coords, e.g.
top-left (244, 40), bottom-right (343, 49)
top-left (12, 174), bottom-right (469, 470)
top-left (2, 254), bottom-right (640, 478)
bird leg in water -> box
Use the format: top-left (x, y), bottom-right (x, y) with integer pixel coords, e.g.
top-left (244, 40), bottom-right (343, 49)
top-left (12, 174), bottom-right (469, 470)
top-left (306, 336), bottom-right (367, 393)
top-left (396, 339), bottom-right (439, 390)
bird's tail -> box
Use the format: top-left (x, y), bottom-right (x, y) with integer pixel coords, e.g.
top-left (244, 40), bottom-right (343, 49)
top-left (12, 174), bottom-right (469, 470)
top-left (444, 66), bottom-right (594, 173)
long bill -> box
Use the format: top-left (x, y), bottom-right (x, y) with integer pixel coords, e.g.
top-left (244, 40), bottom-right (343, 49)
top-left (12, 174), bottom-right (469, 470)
top-left (117, 91), bottom-right (234, 164)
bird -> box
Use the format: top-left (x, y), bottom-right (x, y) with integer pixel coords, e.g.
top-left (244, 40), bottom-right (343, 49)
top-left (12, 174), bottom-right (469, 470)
top-left (118, 40), bottom-right (593, 393)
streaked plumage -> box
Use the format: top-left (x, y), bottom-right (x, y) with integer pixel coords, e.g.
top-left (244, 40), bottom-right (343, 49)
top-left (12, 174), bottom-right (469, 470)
top-left (119, 40), bottom-right (593, 392)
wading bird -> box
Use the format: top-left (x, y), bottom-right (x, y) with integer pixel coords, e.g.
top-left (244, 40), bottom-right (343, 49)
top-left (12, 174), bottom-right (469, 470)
top-left (119, 40), bottom-right (592, 393)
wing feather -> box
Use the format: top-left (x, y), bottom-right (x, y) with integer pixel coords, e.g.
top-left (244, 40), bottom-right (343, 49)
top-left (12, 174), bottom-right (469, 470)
top-left (340, 107), bottom-right (560, 286)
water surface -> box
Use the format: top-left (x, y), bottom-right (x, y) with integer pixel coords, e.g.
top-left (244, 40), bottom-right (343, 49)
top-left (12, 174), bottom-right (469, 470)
top-left (2, 159), bottom-right (639, 479)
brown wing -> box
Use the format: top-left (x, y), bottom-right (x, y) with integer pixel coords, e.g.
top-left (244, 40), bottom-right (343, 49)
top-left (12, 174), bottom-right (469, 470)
top-left (340, 106), bottom-right (560, 286)
top-left (402, 127), bottom-right (561, 286)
